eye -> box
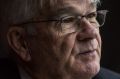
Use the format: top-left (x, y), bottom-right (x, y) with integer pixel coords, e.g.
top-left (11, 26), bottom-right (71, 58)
top-left (61, 16), bottom-right (76, 23)
top-left (86, 12), bottom-right (97, 19)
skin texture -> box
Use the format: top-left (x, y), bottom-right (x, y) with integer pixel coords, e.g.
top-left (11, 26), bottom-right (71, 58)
top-left (7, 0), bottom-right (101, 79)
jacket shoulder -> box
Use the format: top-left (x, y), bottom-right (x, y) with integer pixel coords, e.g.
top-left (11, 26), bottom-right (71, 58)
top-left (93, 67), bottom-right (120, 79)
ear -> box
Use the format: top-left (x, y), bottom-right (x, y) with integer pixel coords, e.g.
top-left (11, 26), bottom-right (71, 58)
top-left (7, 26), bottom-right (31, 61)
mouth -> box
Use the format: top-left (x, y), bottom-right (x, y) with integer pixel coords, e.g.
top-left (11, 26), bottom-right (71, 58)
top-left (74, 49), bottom-right (98, 62)
top-left (78, 49), bottom-right (96, 56)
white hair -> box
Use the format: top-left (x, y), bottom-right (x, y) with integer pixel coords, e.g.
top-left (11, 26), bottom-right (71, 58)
top-left (0, 0), bottom-right (101, 24)
top-left (91, 0), bottom-right (101, 6)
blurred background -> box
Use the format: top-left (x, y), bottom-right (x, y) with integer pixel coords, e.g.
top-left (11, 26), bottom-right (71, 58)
top-left (0, 0), bottom-right (120, 74)
top-left (100, 0), bottom-right (120, 73)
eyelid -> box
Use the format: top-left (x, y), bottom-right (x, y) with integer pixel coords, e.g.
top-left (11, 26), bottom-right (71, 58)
top-left (56, 14), bottom-right (75, 21)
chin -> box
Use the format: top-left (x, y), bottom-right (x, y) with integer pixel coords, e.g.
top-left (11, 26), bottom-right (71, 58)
top-left (68, 58), bottom-right (100, 79)
top-left (84, 61), bottom-right (100, 78)
top-left (79, 62), bottom-right (100, 79)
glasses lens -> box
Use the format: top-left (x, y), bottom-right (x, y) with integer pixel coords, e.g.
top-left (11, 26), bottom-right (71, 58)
top-left (96, 10), bottom-right (108, 26)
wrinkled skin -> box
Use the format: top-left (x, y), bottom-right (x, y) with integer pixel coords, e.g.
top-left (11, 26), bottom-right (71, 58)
top-left (8, 0), bottom-right (101, 79)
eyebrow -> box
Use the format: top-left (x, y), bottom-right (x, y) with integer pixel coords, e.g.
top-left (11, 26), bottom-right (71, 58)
top-left (53, 5), bottom-right (96, 18)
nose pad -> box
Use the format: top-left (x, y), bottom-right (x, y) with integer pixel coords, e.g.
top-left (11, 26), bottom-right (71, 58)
top-left (76, 18), bottom-right (97, 41)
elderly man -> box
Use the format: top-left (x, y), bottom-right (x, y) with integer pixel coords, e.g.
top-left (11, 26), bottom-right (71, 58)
top-left (0, 0), bottom-right (120, 79)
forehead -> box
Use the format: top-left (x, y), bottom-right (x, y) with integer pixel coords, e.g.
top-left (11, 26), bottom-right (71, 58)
top-left (63, 0), bottom-right (96, 5)
top-left (50, 0), bottom-right (97, 15)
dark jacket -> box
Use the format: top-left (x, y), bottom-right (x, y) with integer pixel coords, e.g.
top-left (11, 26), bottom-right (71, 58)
top-left (93, 67), bottom-right (120, 79)
top-left (0, 58), bottom-right (120, 79)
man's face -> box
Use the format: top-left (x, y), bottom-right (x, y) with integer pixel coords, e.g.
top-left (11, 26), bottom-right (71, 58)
top-left (26, 0), bottom-right (101, 79)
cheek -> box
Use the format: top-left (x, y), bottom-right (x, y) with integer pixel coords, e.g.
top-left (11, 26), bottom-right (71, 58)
top-left (42, 25), bottom-right (78, 60)
top-left (56, 33), bottom-right (77, 65)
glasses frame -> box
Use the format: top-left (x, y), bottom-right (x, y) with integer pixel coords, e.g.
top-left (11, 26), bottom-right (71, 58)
top-left (10, 10), bottom-right (108, 29)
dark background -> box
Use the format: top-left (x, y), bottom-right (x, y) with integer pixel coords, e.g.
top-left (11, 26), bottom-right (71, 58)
top-left (0, 0), bottom-right (120, 74)
top-left (100, 0), bottom-right (120, 73)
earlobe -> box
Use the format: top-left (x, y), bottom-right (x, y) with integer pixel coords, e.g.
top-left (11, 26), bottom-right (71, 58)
top-left (7, 27), bottom-right (31, 61)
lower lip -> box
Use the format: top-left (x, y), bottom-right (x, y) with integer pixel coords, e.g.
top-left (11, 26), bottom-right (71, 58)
top-left (78, 50), bottom-right (96, 56)
top-left (75, 50), bottom-right (97, 61)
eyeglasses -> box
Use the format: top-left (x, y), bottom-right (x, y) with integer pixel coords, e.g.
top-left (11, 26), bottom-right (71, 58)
top-left (54, 10), bottom-right (108, 31)
top-left (12, 10), bottom-right (108, 32)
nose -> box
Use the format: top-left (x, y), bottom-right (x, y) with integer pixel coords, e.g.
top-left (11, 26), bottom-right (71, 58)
top-left (76, 18), bottom-right (98, 41)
